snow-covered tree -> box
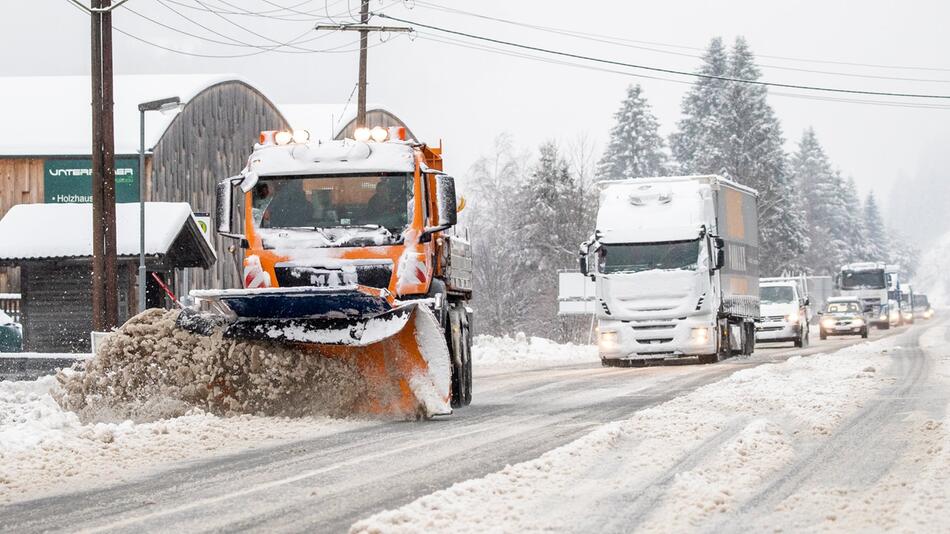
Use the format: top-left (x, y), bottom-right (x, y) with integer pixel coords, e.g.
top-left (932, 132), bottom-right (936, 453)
top-left (862, 191), bottom-right (889, 261)
top-left (671, 36), bottom-right (807, 275)
top-left (670, 37), bottom-right (729, 175)
top-left (596, 84), bottom-right (667, 180)
top-left (789, 128), bottom-right (859, 274)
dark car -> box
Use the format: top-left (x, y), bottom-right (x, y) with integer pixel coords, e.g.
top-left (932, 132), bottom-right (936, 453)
top-left (0, 310), bottom-right (22, 352)
top-left (818, 297), bottom-right (868, 340)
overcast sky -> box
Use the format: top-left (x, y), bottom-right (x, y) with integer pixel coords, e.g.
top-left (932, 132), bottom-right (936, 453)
top-left (3, 0), bottom-right (949, 230)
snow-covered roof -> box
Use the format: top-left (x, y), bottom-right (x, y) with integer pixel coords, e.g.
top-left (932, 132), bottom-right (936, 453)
top-left (0, 74), bottom-right (253, 156)
top-left (0, 202), bottom-right (215, 267)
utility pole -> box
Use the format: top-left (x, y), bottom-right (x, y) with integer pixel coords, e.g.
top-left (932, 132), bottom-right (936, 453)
top-left (356, 0), bottom-right (369, 128)
top-left (315, 4), bottom-right (411, 129)
top-left (87, 0), bottom-right (120, 330)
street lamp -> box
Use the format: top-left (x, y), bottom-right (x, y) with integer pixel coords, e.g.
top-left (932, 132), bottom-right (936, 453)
top-left (137, 96), bottom-right (183, 313)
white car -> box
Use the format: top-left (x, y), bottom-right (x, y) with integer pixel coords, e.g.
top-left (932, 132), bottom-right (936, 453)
top-left (756, 281), bottom-right (810, 347)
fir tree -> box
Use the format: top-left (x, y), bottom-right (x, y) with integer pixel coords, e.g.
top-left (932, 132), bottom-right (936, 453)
top-left (597, 84), bottom-right (667, 180)
top-left (862, 191), bottom-right (889, 261)
top-left (670, 37), bottom-right (729, 175)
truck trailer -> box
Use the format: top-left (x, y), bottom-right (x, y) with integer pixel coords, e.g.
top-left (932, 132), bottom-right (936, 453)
top-left (579, 175), bottom-right (760, 365)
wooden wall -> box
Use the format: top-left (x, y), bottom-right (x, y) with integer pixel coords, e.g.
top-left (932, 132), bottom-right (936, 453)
top-left (150, 80), bottom-right (289, 291)
top-left (0, 158), bottom-right (44, 293)
top-left (21, 261), bottom-right (135, 353)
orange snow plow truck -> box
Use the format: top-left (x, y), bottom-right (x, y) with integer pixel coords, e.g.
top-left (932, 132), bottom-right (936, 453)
top-left (180, 126), bottom-right (473, 418)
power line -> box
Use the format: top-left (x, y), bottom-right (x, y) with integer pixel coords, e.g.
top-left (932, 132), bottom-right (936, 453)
top-left (378, 13), bottom-right (950, 101)
top-left (410, 0), bottom-right (950, 75)
top-left (413, 32), bottom-right (950, 111)
top-left (161, 0), bottom-right (350, 21)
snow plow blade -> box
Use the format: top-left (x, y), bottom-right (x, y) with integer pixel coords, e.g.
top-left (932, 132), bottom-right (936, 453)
top-left (183, 287), bottom-right (452, 418)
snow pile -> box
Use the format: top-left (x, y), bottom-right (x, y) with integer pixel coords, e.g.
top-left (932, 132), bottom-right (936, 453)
top-left (56, 309), bottom-right (368, 421)
top-left (350, 339), bottom-right (893, 533)
top-left (0, 374), bottom-right (366, 503)
top-left (471, 333), bottom-right (598, 366)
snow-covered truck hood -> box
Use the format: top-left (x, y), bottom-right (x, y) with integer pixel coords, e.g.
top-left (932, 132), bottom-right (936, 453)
top-left (596, 269), bottom-right (706, 320)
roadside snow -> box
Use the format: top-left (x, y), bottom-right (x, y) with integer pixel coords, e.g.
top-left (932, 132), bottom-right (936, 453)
top-left (0, 374), bottom-right (367, 504)
top-left (472, 333), bottom-right (597, 367)
top-left (351, 337), bottom-right (895, 533)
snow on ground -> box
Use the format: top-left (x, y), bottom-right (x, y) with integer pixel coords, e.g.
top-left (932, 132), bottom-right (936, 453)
top-left (472, 333), bottom-right (597, 367)
top-left (0, 374), bottom-right (367, 504)
top-left (351, 337), bottom-right (898, 533)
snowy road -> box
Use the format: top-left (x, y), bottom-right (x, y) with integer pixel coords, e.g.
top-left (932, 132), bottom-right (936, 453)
top-left (1, 324), bottom-right (943, 533)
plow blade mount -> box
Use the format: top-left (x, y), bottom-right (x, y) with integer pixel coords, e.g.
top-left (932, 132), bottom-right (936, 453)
top-left (186, 287), bottom-right (452, 418)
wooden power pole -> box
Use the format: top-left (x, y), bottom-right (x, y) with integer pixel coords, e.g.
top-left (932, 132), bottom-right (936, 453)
top-left (315, 3), bottom-right (411, 129)
top-left (89, 0), bottom-right (119, 330)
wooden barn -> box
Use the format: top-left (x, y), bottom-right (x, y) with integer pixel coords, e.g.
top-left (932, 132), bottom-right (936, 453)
top-left (0, 74), bottom-right (290, 296)
top-left (0, 203), bottom-right (215, 352)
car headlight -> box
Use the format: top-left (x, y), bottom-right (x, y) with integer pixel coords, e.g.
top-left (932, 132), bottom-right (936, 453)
top-left (853, 318), bottom-right (865, 327)
top-left (821, 318), bottom-right (836, 329)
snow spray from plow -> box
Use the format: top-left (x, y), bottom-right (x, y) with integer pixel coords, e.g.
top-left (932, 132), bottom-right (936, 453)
top-left (182, 286), bottom-right (453, 418)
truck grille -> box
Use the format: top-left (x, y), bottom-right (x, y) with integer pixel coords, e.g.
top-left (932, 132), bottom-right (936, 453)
top-left (275, 264), bottom-right (393, 289)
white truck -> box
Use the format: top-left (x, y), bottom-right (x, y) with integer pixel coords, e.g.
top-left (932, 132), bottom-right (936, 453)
top-left (836, 262), bottom-right (891, 329)
top-left (756, 276), bottom-right (810, 347)
top-left (579, 175), bottom-right (760, 366)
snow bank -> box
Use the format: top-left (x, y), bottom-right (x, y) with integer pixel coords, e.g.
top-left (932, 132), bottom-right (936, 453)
top-left (351, 338), bottom-right (894, 533)
top-left (471, 333), bottom-right (597, 367)
top-left (0, 374), bottom-right (365, 503)
top-left (56, 309), bottom-right (368, 421)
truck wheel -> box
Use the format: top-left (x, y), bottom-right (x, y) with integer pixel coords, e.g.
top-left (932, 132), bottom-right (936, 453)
top-left (448, 307), bottom-right (468, 409)
top-left (861, 327), bottom-right (868, 339)
top-left (461, 317), bottom-right (473, 406)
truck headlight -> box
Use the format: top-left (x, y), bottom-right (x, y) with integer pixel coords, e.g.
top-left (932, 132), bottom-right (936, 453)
top-left (879, 314), bottom-right (887, 321)
top-left (690, 327), bottom-right (710, 345)
top-left (599, 331), bottom-right (618, 350)
top-left (786, 310), bottom-right (800, 323)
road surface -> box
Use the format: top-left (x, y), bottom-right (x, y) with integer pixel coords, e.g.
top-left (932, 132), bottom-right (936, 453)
top-left (1, 324), bottom-right (938, 533)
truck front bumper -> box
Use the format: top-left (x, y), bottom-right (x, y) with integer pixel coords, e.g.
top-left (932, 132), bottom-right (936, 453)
top-left (755, 321), bottom-right (801, 343)
top-left (597, 317), bottom-right (717, 363)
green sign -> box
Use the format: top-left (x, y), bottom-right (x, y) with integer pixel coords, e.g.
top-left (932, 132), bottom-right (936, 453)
top-left (44, 158), bottom-right (140, 204)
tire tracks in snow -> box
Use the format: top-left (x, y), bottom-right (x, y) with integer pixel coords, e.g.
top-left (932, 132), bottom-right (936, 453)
top-left (715, 322), bottom-right (945, 533)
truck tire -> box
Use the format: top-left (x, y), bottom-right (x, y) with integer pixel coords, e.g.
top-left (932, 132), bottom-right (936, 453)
top-left (861, 327), bottom-right (868, 339)
top-left (461, 315), bottom-right (473, 406)
top-left (448, 305), bottom-right (471, 409)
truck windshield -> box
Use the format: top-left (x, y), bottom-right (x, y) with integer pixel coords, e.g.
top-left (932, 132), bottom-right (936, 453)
top-left (598, 239), bottom-right (699, 274)
top-left (252, 173), bottom-right (412, 234)
top-left (840, 270), bottom-right (886, 290)
top-left (761, 286), bottom-right (795, 304)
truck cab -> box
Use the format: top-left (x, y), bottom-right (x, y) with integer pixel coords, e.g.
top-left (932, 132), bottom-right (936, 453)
top-left (755, 280), bottom-right (809, 347)
top-left (579, 176), bottom-right (759, 366)
top-left (837, 262), bottom-right (890, 329)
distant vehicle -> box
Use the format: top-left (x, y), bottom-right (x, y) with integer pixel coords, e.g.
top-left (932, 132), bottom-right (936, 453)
top-left (756, 279), bottom-right (810, 347)
top-left (579, 175), bottom-right (759, 366)
top-left (888, 299), bottom-right (902, 327)
top-left (836, 262), bottom-right (890, 329)
top-left (900, 283), bottom-right (915, 324)
top-left (818, 297), bottom-right (869, 340)
top-left (0, 310), bottom-right (21, 352)
top-left (914, 294), bottom-right (934, 320)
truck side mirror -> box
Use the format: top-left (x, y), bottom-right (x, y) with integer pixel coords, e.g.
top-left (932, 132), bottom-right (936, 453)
top-left (803, 297), bottom-right (810, 306)
top-left (216, 176), bottom-right (244, 239)
top-left (579, 242), bottom-right (590, 276)
top-left (715, 249), bottom-right (725, 270)
top-left (435, 175), bottom-right (458, 227)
